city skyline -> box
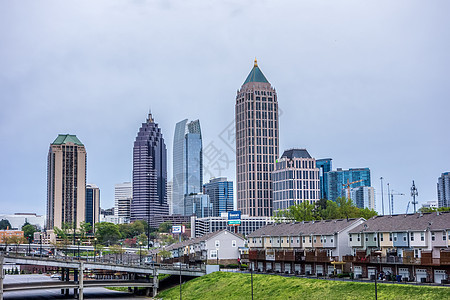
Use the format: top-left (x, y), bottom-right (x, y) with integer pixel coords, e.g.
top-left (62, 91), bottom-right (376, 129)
top-left (1, 1), bottom-right (449, 215)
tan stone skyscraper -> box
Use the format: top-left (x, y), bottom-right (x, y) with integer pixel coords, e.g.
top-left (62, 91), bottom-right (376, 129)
top-left (47, 134), bottom-right (86, 230)
top-left (236, 60), bottom-right (279, 217)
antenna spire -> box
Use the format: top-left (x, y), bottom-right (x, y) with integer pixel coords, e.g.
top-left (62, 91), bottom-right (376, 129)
top-left (254, 58), bottom-right (258, 67)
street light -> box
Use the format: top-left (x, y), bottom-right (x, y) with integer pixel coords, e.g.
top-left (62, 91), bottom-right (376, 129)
top-left (77, 239), bottom-right (80, 259)
top-left (139, 242), bottom-right (142, 265)
top-left (94, 238), bottom-right (97, 262)
top-left (39, 233), bottom-right (43, 258)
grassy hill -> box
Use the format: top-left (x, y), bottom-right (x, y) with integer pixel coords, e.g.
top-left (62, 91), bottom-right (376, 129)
top-left (156, 271), bottom-right (450, 300)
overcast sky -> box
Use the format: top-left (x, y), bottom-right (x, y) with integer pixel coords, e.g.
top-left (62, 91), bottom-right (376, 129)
top-left (1, 0), bottom-right (449, 217)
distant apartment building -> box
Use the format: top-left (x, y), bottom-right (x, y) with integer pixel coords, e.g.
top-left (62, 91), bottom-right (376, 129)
top-left (437, 172), bottom-right (450, 208)
top-left (85, 184), bottom-right (100, 229)
top-left (272, 149), bottom-right (320, 211)
top-left (172, 119), bottom-right (203, 216)
top-left (191, 213), bottom-right (277, 238)
top-left (316, 158), bottom-right (332, 200)
top-left (422, 200), bottom-right (438, 209)
top-left (327, 168), bottom-right (371, 201)
top-left (114, 182), bottom-right (132, 217)
top-left (204, 177), bottom-right (234, 217)
top-left (350, 186), bottom-right (376, 210)
top-left (167, 180), bottom-right (173, 215)
top-left (47, 134), bottom-right (86, 231)
top-left (0, 230), bottom-right (24, 243)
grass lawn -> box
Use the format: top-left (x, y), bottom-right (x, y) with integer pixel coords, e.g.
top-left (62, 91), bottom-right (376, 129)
top-left (156, 272), bottom-right (450, 300)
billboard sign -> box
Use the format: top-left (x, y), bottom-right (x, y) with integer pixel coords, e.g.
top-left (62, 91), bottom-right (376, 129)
top-left (228, 211), bottom-right (241, 226)
top-left (172, 225), bottom-right (185, 234)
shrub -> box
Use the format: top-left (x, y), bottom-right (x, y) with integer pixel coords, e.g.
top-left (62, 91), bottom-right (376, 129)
top-left (226, 264), bottom-right (240, 269)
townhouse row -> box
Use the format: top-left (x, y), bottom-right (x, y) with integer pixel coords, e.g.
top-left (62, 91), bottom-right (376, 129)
top-left (247, 212), bottom-right (450, 283)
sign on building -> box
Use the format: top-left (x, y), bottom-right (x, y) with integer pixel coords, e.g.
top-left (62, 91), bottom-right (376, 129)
top-left (172, 225), bottom-right (185, 234)
top-left (228, 211), bottom-right (241, 226)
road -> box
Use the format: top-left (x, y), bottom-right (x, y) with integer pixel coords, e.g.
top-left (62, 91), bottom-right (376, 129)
top-left (3, 274), bottom-right (146, 299)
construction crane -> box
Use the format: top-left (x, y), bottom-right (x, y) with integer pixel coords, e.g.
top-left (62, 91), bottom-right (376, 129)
top-left (406, 201), bottom-right (411, 214)
top-left (342, 179), bottom-right (364, 201)
top-left (389, 190), bottom-right (405, 215)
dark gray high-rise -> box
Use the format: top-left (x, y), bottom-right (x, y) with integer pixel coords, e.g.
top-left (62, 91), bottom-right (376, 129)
top-left (437, 172), bottom-right (450, 208)
top-left (131, 113), bottom-right (168, 228)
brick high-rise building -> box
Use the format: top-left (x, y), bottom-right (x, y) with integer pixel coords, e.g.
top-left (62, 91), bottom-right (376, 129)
top-left (47, 134), bottom-right (86, 231)
top-left (235, 60), bottom-right (279, 217)
top-left (131, 112), bottom-right (168, 228)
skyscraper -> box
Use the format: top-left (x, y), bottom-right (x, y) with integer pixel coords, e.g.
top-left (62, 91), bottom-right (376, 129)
top-left (316, 158), bottom-right (332, 200)
top-left (114, 182), bottom-right (132, 217)
top-left (131, 113), bottom-right (168, 228)
top-left (437, 172), bottom-right (450, 208)
top-left (236, 59), bottom-right (279, 217)
top-left (272, 149), bottom-right (320, 211)
top-left (327, 168), bottom-right (371, 201)
top-left (85, 184), bottom-right (100, 230)
top-left (47, 134), bottom-right (86, 231)
top-left (350, 186), bottom-right (375, 210)
top-left (204, 177), bottom-right (234, 217)
top-left (172, 119), bottom-right (203, 215)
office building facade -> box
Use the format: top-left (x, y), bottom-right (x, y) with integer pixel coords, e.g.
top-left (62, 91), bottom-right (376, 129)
top-left (350, 186), bottom-right (375, 210)
top-left (327, 168), bottom-right (371, 201)
top-left (131, 113), bottom-right (168, 228)
top-left (114, 182), bottom-right (132, 217)
top-left (272, 149), bottom-right (320, 211)
top-left (437, 172), bottom-right (450, 208)
top-left (172, 119), bottom-right (203, 215)
top-left (85, 184), bottom-right (100, 229)
top-left (47, 134), bottom-right (86, 231)
top-left (204, 177), bottom-right (234, 217)
top-left (236, 60), bottom-right (279, 217)
top-left (184, 193), bottom-right (212, 218)
top-left (316, 158), bottom-right (332, 200)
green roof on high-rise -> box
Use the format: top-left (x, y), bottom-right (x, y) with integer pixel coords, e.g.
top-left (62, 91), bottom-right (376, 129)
top-left (52, 134), bottom-right (84, 146)
top-left (243, 59), bottom-right (269, 85)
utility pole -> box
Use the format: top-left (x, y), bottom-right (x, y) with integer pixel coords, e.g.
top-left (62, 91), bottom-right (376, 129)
top-left (380, 177), bottom-right (384, 215)
top-left (411, 181), bottom-right (418, 213)
top-left (387, 183), bottom-right (391, 215)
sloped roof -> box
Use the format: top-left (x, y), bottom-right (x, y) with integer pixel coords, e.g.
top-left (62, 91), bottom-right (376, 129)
top-left (248, 218), bottom-right (363, 238)
top-left (349, 212), bottom-right (450, 233)
top-left (52, 134), bottom-right (84, 146)
top-left (165, 229), bottom-right (245, 251)
top-left (243, 59), bottom-right (269, 85)
top-left (281, 149), bottom-right (312, 159)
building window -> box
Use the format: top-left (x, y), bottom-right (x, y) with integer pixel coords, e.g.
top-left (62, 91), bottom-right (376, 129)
top-left (410, 233), bottom-right (414, 242)
top-left (357, 234), bottom-right (360, 242)
top-left (431, 233), bottom-right (435, 241)
top-left (420, 232), bottom-right (424, 241)
top-left (331, 238), bottom-right (334, 243)
top-left (380, 235), bottom-right (384, 242)
top-left (365, 235), bottom-right (368, 242)
top-left (403, 235), bottom-right (407, 242)
top-left (349, 235), bottom-right (352, 242)
top-left (232, 240), bottom-right (237, 247)
top-left (443, 231), bottom-right (447, 241)
top-left (302, 237), bottom-right (305, 243)
top-left (373, 236), bottom-right (377, 242)
top-left (210, 250), bottom-right (217, 258)
top-left (393, 234), bottom-right (397, 242)
top-left (215, 240), bottom-right (220, 247)
top-left (389, 233), bottom-right (393, 242)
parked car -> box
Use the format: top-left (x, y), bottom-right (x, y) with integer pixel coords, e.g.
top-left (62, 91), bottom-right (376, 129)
top-left (50, 273), bottom-right (61, 279)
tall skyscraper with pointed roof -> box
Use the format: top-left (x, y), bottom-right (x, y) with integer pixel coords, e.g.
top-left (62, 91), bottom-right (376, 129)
top-left (131, 112), bottom-right (168, 228)
top-left (47, 134), bottom-right (87, 230)
top-left (235, 60), bottom-right (279, 217)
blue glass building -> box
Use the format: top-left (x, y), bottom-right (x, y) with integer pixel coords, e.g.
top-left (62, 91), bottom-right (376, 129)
top-left (203, 177), bottom-right (234, 217)
top-left (327, 168), bottom-right (371, 201)
top-left (172, 119), bottom-right (203, 216)
top-left (85, 184), bottom-right (100, 230)
top-left (131, 113), bottom-right (168, 228)
top-left (316, 158), bottom-right (332, 200)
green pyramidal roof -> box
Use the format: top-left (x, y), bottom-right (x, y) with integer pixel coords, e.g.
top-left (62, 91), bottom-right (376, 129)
top-left (52, 134), bottom-right (84, 146)
top-left (243, 59), bottom-right (269, 85)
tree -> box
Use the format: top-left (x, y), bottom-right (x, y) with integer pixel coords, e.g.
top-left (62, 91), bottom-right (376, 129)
top-left (0, 219), bottom-right (12, 230)
top-left (123, 238), bottom-right (137, 248)
top-left (53, 222), bottom-right (73, 248)
top-left (95, 222), bottom-right (121, 246)
top-left (22, 224), bottom-right (38, 242)
top-left (159, 249), bottom-right (171, 260)
top-left (137, 233), bottom-right (148, 246)
top-left (158, 221), bottom-right (172, 233)
top-left (79, 221), bottom-right (92, 241)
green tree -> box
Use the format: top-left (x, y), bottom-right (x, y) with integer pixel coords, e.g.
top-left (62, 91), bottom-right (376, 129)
top-left (158, 221), bottom-right (172, 233)
top-left (95, 222), bottom-right (121, 246)
top-left (358, 207), bottom-right (378, 220)
top-left (54, 222), bottom-right (73, 248)
top-left (22, 223), bottom-right (38, 242)
top-left (130, 220), bottom-right (146, 237)
top-left (159, 249), bottom-right (171, 260)
top-left (0, 219), bottom-right (12, 230)
top-left (79, 221), bottom-right (92, 241)
top-left (137, 233), bottom-right (148, 245)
